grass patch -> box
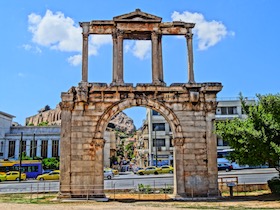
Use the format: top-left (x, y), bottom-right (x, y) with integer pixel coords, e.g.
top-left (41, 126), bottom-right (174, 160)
top-left (0, 193), bottom-right (58, 204)
top-left (222, 190), bottom-right (271, 197)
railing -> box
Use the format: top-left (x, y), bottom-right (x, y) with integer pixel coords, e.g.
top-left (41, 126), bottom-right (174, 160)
top-left (0, 176), bottom-right (270, 201)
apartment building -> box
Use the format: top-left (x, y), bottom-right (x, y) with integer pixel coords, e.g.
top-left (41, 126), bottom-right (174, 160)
top-left (136, 97), bottom-right (255, 167)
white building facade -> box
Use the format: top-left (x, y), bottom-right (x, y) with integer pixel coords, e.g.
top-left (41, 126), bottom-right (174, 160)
top-left (142, 97), bottom-right (255, 166)
top-left (0, 112), bottom-right (115, 163)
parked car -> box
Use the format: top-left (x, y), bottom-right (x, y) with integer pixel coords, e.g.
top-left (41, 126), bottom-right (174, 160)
top-left (218, 163), bottom-right (233, 172)
top-left (136, 166), bottom-right (161, 175)
top-left (105, 167), bottom-right (119, 175)
top-left (104, 169), bottom-right (114, 179)
top-left (159, 165), bottom-right (174, 174)
top-left (36, 170), bottom-right (60, 181)
top-left (42, 169), bottom-right (54, 174)
top-left (0, 173), bottom-right (6, 182)
top-left (133, 167), bottom-right (143, 174)
top-left (5, 171), bottom-right (26, 181)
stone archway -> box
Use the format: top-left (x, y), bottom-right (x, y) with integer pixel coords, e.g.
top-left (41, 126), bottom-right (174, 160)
top-left (59, 9), bottom-right (222, 199)
top-left (59, 82), bottom-right (222, 198)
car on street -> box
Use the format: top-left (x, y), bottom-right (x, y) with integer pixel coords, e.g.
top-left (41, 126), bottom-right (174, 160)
top-left (104, 169), bottom-right (114, 179)
top-left (105, 167), bottom-right (119, 175)
top-left (0, 173), bottom-right (6, 182)
top-left (36, 170), bottom-right (60, 181)
top-left (133, 167), bottom-right (144, 174)
top-left (218, 163), bottom-right (233, 172)
top-left (136, 166), bottom-right (161, 175)
top-left (5, 171), bottom-right (26, 181)
top-left (159, 165), bottom-right (174, 174)
top-left (42, 169), bottom-right (54, 174)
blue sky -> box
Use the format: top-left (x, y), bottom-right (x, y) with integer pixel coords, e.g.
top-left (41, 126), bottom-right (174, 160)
top-left (1, 1), bottom-right (279, 129)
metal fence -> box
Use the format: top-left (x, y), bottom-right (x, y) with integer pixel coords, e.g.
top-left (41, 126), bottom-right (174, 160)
top-left (0, 177), bottom-right (270, 201)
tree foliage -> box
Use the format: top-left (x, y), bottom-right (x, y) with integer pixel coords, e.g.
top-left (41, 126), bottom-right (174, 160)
top-left (215, 93), bottom-right (280, 174)
top-left (42, 157), bottom-right (60, 170)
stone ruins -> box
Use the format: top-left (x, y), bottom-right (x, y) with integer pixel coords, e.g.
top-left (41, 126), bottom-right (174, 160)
top-left (59, 9), bottom-right (222, 199)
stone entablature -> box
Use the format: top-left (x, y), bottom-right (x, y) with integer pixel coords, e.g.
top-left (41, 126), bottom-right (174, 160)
top-left (79, 9), bottom-right (195, 85)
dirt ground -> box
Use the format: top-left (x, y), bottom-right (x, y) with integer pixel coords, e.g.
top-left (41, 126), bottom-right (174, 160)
top-left (0, 193), bottom-right (280, 210)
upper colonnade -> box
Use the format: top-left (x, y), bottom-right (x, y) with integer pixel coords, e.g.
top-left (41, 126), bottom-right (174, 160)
top-left (79, 9), bottom-right (195, 85)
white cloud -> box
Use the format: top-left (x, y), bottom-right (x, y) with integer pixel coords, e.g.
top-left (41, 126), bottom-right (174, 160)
top-left (67, 54), bottom-right (82, 66)
top-left (125, 40), bottom-right (151, 60)
top-left (171, 11), bottom-right (234, 50)
top-left (89, 35), bottom-right (112, 56)
top-left (27, 10), bottom-right (112, 65)
top-left (132, 41), bottom-right (151, 60)
top-left (22, 44), bottom-right (42, 54)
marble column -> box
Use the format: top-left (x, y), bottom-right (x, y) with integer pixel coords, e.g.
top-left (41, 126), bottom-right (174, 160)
top-left (26, 140), bottom-right (31, 157)
top-left (206, 112), bottom-right (219, 196)
top-left (47, 139), bottom-right (52, 158)
top-left (112, 30), bottom-right (118, 84)
top-left (93, 138), bottom-right (105, 197)
top-left (116, 30), bottom-right (124, 84)
top-left (80, 22), bottom-right (90, 82)
top-left (14, 140), bottom-right (19, 159)
top-left (186, 30), bottom-right (195, 83)
top-left (36, 139), bottom-right (41, 157)
top-left (172, 138), bottom-right (186, 197)
top-left (158, 34), bottom-right (164, 83)
top-left (151, 31), bottom-right (160, 84)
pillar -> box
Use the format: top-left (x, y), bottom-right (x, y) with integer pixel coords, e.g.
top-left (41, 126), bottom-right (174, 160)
top-left (36, 139), bottom-right (41, 157)
top-left (206, 112), bottom-right (219, 196)
top-left (112, 30), bottom-right (118, 84)
top-left (151, 31), bottom-right (160, 85)
top-left (47, 139), bottom-right (52, 158)
top-left (173, 138), bottom-right (186, 197)
top-left (26, 140), bottom-right (31, 157)
top-left (186, 29), bottom-right (195, 83)
top-left (116, 30), bottom-right (124, 84)
top-left (80, 22), bottom-right (90, 82)
top-left (15, 140), bottom-right (19, 159)
top-left (92, 138), bottom-right (106, 197)
top-left (59, 101), bottom-right (73, 197)
top-left (158, 34), bottom-right (164, 83)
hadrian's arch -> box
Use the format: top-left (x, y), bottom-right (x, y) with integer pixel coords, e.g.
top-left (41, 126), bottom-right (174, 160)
top-left (59, 9), bottom-right (222, 199)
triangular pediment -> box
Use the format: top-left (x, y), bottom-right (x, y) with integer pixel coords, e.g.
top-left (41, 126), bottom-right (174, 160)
top-left (113, 9), bottom-right (162, 23)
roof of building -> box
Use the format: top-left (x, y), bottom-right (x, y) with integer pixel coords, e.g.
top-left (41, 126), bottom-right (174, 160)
top-left (0, 111), bottom-right (15, 119)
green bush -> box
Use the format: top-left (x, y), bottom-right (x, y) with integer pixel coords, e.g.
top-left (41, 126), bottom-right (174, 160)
top-left (268, 176), bottom-right (280, 194)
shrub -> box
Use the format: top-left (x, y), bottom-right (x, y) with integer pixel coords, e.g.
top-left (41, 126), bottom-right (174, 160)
top-left (268, 176), bottom-right (280, 194)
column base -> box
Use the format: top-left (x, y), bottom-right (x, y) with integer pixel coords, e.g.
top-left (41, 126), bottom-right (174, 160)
top-left (110, 82), bottom-right (133, 87)
top-left (151, 81), bottom-right (166, 86)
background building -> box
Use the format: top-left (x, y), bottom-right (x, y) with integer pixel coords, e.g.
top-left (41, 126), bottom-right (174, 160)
top-left (136, 97), bottom-right (256, 167)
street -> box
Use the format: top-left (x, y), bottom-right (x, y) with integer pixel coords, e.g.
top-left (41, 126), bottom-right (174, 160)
top-left (0, 168), bottom-right (278, 194)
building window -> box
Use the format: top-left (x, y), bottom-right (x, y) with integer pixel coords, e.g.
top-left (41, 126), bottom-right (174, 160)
top-left (41, 140), bottom-right (48, 158)
top-left (20, 141), bottom-right (26, 154)
top-left (8, 141), bottom-right (15, 158)
top-left (52, 140), bottom-right (59, 157)
top-left (153, 139), bottom-right (166, 147)
top-left (217, 137), bottom-right (229, 146)
top-left (152, 123), bottom-right (165, 131)
top-left (30, 140), bottom-right (37, 158)
top-left (170, 137), bottom-right (173, 147)
top-left (152, 110), bottom-right (161, 116)
top-left (221, 107), bottom-right (237, 115)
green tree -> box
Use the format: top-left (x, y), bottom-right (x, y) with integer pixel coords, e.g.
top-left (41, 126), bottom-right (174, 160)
top-left (125, 142), bottom-right (135, 160)
top-left (38, 121), bottom-right (49, 126)
top-left (215, 93), bottom-right (280, 175)
top-left (42, 157), bottom-right (60, 170)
